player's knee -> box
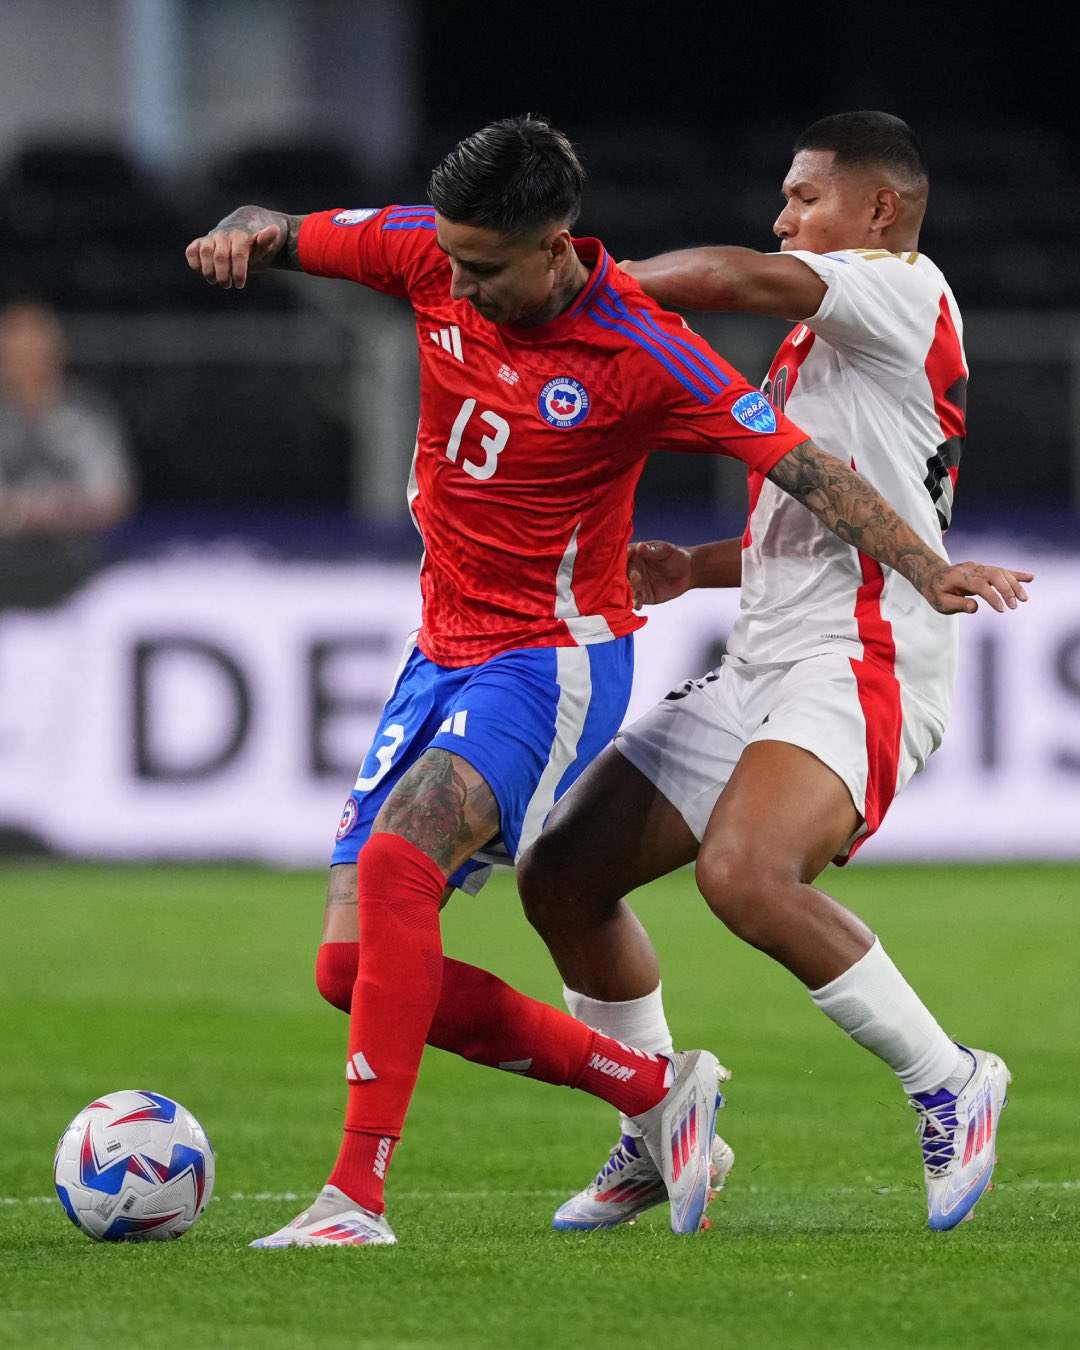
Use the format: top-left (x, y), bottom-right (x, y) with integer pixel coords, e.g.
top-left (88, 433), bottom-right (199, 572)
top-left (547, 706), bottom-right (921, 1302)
top-left (517, 842), bottom-right (559, 936)
top-left (517, 834), bottom-right (582, 938)
top-left (695, 844), bottom-right (794, 954)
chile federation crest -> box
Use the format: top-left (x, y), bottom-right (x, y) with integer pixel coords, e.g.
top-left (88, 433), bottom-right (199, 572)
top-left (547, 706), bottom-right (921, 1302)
top-left (538, 377), bottom-right (591, 429)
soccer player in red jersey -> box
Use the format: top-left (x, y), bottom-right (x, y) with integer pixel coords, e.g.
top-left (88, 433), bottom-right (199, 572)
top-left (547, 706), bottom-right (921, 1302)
top-left (186, 116), bottom-right (1027, 1246)
top-left (518, 112), bottom-right (1031, 1233)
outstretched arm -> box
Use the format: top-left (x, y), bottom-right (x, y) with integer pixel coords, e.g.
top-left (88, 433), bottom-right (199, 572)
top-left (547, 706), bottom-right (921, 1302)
top-left (185, 205), bottom-right (309, 289)
top-left (621, 248), bottom-right (827, 322)
top-left (770, 440), bottom-right (1032, 614)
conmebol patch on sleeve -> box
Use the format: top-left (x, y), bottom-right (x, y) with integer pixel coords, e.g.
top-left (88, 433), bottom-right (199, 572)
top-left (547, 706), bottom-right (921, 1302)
top-left (730, 391), bottom-right (778, 433)
top-left (332, 208), bottom-right (381, 226)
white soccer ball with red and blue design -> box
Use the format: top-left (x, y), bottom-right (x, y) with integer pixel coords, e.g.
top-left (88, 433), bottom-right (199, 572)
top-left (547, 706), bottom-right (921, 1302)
top-left (53, 1089), bottom-right (214, 1242)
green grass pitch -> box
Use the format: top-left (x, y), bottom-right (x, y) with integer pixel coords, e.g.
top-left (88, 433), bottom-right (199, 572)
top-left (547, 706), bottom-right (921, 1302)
top-left (1, 860), bottom-right (1078, 1348)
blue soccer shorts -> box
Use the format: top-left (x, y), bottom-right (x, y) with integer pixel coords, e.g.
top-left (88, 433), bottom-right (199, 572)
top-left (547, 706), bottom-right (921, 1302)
top-left (330, 632), bottom-right (634, 892)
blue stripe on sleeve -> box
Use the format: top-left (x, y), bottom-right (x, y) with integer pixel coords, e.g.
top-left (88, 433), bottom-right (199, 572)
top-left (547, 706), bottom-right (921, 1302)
top-left (596, 288), bottom-right (731, 395)
top-left (384, 206), bottom-right (437, 232)
top-left (588, 304), bottom-right (714, 404)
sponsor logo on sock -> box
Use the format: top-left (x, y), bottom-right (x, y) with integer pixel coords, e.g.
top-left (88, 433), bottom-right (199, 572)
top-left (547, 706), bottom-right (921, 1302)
top-left (372, 1136), bottom-right (392, 1180)
top-left (588, 1053), bottom-right (637, 1082)
top-left (346, 1051), bottom-right (378, 1082)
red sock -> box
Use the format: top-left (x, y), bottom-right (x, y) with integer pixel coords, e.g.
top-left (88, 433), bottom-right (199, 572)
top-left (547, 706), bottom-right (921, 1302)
top-left (575, 1034), bottom-right (671, 1116)
top-left (427, 957), bottom-right (671, 1117)
top-left (327, 833), bottom-right (446, 1212)
top-left (315, 942), bottom-right (358, 1013)
top-left (326, 1132), bottom-right (397, 1215)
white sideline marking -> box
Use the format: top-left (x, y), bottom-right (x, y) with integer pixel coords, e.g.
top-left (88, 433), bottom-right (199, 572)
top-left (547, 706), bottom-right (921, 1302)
top-left (3, 1189), bottom-right (571, 1207)
top-left (7, 1179), bottom-right (1080, 1209)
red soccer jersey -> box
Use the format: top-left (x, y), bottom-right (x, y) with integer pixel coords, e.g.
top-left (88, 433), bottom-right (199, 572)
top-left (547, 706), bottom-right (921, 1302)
top-left (300, 205), bottom-right (809, 666)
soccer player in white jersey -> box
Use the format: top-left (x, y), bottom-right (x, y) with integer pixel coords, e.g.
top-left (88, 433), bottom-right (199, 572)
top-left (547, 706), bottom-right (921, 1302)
top-left (519, 111), bottom-right (1032, 1232)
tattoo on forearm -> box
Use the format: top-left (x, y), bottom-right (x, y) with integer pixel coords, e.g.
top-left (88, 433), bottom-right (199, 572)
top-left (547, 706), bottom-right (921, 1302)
top-left (326, 864), bottom-right (357, 909)
top-left (380, 749), bottom-right (487, 871)
top-left (212, 206), bottom-right (306, 271)
top-left (768, 440), bottom-right (948, 604)
top-left (280, 214), bottom-right (304, 270)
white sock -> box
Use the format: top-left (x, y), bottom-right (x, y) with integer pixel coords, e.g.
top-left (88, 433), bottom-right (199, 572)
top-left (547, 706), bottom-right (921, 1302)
top-left (563, 984), bottom-right (675, 1138)
top-left (808, 938), bottom-right (967, 1095)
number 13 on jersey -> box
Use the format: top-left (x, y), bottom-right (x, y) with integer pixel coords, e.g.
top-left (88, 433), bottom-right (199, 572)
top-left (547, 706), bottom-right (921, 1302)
top-left (445, 398), bottom-right (510, 481)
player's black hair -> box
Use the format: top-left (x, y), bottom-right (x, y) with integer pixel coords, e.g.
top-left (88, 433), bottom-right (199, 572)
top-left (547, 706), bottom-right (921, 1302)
top-left (428, 116), bottom-right (585, 236)
top-left (794, 111), bottom-right (929, 185)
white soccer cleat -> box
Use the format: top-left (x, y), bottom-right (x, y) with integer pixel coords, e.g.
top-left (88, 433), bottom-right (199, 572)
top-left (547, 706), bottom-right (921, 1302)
top-left (552, 1131), bottom-right (734, 1231)
top-left (631, 1049), bottom-right (729, 1234)
top-left (909, 1045), bottom-right (1011, 1231)
top-left (249, 1184), bottom-right (397, 1248)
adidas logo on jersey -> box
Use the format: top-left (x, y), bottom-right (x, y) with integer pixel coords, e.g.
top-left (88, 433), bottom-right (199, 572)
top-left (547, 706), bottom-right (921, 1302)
top-left (429, 325), bottom-right (464, 362)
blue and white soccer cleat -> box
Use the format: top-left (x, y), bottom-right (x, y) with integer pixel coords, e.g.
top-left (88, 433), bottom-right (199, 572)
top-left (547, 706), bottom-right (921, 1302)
top-left (552, 1131), bottom-right (734, 1232)
top-left (630, 1049), bottom-right (729, 1234)
top-left (909, 1045), bottom-right (1011, 1231)
top-left (250, 1185), bottom-right (397, 1248)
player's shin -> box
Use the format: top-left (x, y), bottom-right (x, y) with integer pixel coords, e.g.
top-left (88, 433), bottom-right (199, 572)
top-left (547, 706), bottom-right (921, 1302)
top-left (808, 936), bottom-right (966, 1092)
top-left (327, 833), bottom-right (447, 1214)
top-left (427, 958), bottom-right (674, 1116)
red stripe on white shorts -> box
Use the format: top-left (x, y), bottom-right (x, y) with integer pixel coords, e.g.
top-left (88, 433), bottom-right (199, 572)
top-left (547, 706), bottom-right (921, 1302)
top-left (848, 553), bottom-right (903, 851)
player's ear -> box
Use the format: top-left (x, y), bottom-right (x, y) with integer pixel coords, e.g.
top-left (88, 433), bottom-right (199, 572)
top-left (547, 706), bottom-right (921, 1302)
top-left (546, 228), bottom-right (574, 267)
top-left (872, 187), bottom-right (901, 232)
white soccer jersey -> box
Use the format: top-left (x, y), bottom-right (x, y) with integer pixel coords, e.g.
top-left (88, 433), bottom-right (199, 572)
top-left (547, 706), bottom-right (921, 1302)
top-left (729, 247), bottom-right (968, 727)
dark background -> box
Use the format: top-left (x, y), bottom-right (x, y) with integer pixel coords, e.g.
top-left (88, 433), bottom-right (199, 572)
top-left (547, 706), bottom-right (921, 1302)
top-left (2, 0), bottom-right (1076, 554)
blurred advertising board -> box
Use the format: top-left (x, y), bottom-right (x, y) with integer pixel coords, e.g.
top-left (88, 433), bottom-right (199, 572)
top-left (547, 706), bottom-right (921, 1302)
top-left (0, 545), bottom-right (1076, 864)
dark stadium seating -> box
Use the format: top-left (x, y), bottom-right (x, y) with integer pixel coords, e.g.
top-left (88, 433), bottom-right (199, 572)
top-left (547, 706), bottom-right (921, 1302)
top-left (1, 118), bottom-right (1076, 532)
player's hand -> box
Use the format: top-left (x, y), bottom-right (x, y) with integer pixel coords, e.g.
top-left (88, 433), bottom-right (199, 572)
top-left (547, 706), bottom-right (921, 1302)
top-left (184, 224), bottom-right (283, 289)
top-left (926, 562), bottom-right (1033, 615)
top-left (627, 539), bottom-right (694, 609)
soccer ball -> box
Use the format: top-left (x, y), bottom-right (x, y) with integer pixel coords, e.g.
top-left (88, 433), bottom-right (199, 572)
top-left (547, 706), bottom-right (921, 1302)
top-left (53, 1089), bottom-right (215, 1242)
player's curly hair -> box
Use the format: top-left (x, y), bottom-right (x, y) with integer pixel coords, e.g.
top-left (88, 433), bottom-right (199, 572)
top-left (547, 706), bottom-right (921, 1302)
top-left (428, 115), bottom-right (585, 236)
top-left (794, 111), bottom-right (929, 187)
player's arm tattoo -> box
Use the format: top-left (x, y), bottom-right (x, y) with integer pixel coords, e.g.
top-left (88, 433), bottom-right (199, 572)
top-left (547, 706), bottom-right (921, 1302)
top-left (213, 205), bottom-right (306, 270)
top-left (379, 749), bottom-right (499, 872)
top-left (325, 863), bottom-right (358, 912)
top-left (768, 439), bottom-right (950, 605)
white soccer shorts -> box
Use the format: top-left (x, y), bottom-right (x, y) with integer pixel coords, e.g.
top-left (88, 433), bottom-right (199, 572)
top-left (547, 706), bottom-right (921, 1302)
top-left (615, 653), bottom-right (944, 861)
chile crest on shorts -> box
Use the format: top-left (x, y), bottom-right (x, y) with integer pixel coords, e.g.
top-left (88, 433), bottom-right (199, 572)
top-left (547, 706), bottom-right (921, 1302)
top-left (538, 377), bottom-right (591, 428)
top-left (336, 798), bottom-right (359, 839)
